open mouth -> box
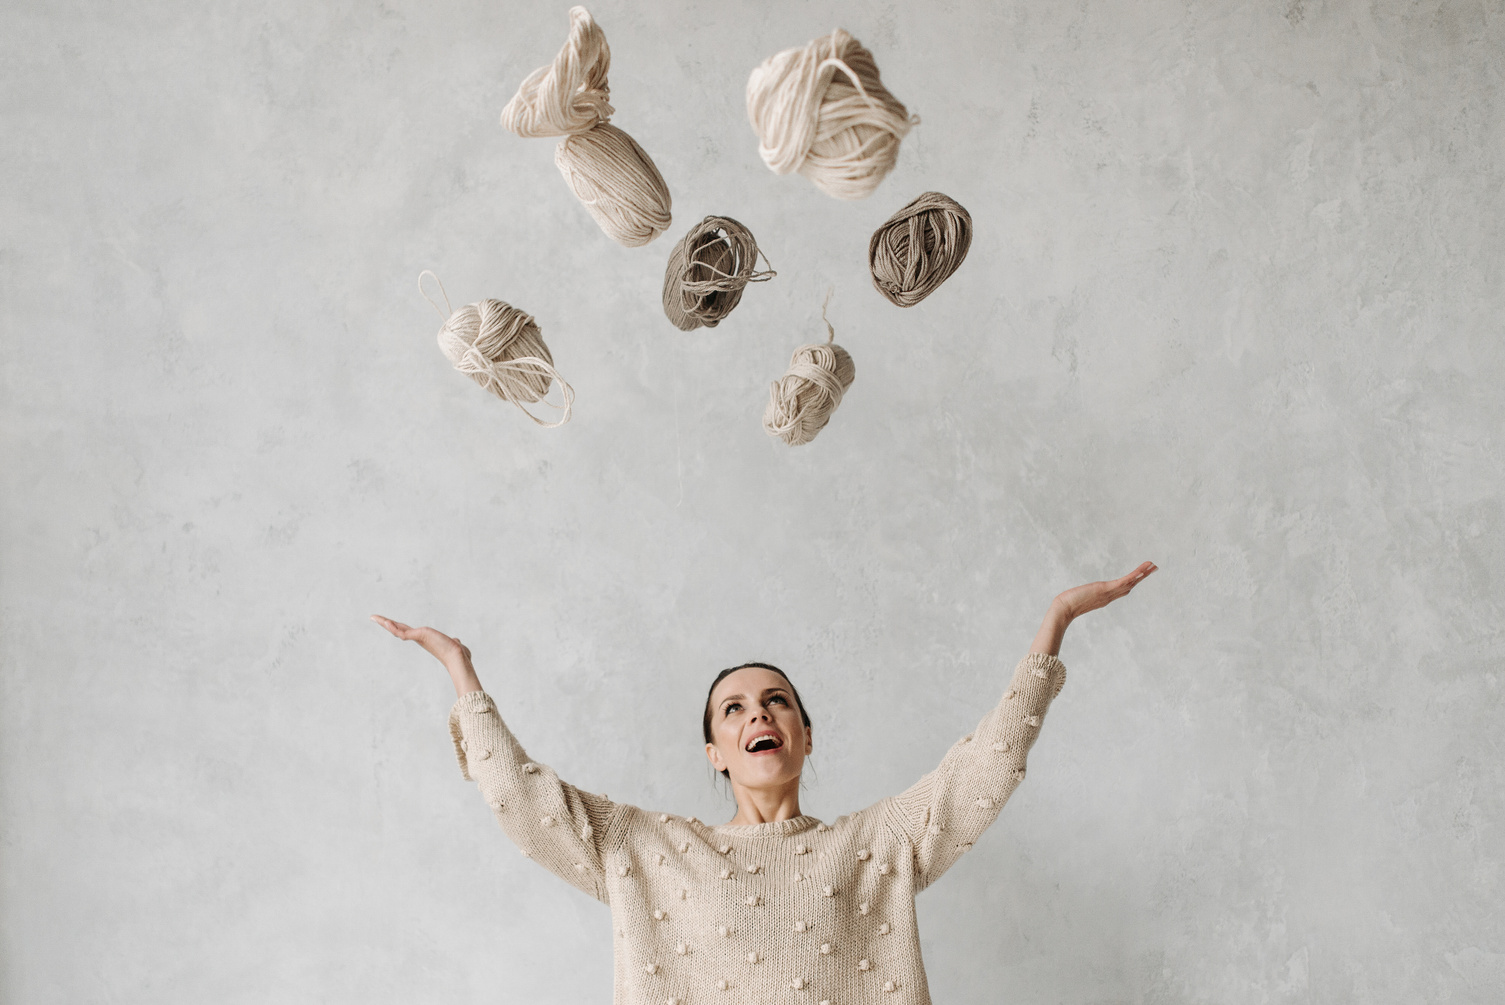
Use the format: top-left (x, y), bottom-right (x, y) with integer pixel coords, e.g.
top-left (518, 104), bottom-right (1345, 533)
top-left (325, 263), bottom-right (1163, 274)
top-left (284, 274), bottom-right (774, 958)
top-left (745, 732), bottom-right (784, 754)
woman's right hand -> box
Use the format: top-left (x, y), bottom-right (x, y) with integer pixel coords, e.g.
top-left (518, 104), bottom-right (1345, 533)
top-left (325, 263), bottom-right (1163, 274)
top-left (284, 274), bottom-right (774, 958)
top-left (371, 615), bottom-right (484, 696)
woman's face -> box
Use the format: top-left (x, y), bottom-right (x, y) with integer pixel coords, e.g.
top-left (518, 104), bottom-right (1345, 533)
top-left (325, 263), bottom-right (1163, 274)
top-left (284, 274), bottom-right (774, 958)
top-left (704, 666), bottom-right (812, 790)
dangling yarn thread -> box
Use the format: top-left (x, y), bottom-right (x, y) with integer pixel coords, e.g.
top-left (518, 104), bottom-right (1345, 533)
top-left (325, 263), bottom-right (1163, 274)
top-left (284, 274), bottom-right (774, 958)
top-left (420, 272), bottom-right (574, 428)
top-left (662, 216), bottom-right (776, 331)
top-left (868, 191), bottom-right (973, 307)
top-left (763, 294), bottom-right (856, 446)
top-left (746, 28), bottom-right (917, 201)
top-left (501, 6), bottom-right (672, 247)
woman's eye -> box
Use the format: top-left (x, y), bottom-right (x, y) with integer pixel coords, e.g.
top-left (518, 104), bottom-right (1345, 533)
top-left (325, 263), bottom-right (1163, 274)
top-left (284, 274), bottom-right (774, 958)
top-left (769, 695), bottom-right (788, 705)
top-left (723, 702), bottom-right (741, 715)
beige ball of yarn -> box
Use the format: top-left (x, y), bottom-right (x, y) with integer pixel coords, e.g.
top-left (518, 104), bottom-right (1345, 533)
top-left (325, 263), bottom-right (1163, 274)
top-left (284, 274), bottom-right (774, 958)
top-left (869, 191), bottom-right (973, 307)
top-left (661, 216), bottom-right (775, 331)
top-left (554, 123), bottom-right (672, 248)
top-left (422, 272), bottom-right (574, 428)
top-left (501, 6), bottom-right (672, 247)
top-left (746, 28), bottom-right (916, 201)
top-left (763, 304), bottom-right (856, 446)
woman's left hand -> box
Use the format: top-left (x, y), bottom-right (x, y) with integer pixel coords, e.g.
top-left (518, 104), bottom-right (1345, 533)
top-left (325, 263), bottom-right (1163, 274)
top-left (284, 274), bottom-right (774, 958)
top-left (1052, 561), bottom-right (1158, 620)
top-left (1032, 561), bottom-right (1157, 656)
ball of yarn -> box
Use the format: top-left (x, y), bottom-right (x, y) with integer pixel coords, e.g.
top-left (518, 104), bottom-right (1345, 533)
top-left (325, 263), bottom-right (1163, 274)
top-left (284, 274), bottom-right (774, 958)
top-left (555, 123), bottom-right (672, 247)
top-left (661, 216), bottom-right (776, 331)
top-left (763, 306), bottom-right (856, 446)
top-left (423, 273), bottom-right (574, 428)
top-left (746, 28), bottom-right (916, 201)
top-left (868, 191), bottom-right (973, 307)
top-left (501, 6), bottom-right (672, 247)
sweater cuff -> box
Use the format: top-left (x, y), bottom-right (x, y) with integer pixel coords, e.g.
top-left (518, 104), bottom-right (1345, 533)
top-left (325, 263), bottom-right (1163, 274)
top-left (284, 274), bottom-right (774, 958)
top-left (448, 691), bottom-right (498, 781)
top-left (1022, 652), bottom-right (1067, 696)
top-left (451, 690), bottom-right (496, 716)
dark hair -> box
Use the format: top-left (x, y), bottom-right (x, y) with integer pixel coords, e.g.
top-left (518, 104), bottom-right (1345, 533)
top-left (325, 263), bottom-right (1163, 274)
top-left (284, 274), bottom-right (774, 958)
top-left (702, 662), bottom-right (812, 778)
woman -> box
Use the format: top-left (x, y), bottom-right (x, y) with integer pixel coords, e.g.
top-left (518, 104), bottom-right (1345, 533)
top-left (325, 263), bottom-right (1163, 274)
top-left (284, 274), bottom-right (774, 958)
top-left (374, 561), bottom-right (1155, 1004)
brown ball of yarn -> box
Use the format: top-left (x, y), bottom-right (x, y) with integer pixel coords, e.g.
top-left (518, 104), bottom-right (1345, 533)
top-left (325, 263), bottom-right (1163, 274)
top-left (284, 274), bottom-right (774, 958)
top-left (501, 7), bottom-right (672, 247)
top-left (422, 272), bottom-right (574, 428)
top-left (661, 216), bottom-right (776, 331)
top-left (868, 191), bottom-right (973, 307)
top-left (746, 28), bottom-right (916, 201)
top-left (762, 303), bottom-right (856, 446)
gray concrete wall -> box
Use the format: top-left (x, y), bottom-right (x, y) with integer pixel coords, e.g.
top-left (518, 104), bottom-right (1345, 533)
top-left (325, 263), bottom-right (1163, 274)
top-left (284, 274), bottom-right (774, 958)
top-left (2, 1), bottom-right (1501, 1001)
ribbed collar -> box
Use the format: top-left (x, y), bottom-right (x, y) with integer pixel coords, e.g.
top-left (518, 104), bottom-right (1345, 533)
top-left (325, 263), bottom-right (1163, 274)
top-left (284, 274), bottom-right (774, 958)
top-left (710, 814), bottom-right (822, 838)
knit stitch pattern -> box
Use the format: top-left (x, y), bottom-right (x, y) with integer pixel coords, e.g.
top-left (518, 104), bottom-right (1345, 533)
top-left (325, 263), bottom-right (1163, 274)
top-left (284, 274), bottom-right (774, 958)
top-left (448, 653), bottom-right (1066, 1004)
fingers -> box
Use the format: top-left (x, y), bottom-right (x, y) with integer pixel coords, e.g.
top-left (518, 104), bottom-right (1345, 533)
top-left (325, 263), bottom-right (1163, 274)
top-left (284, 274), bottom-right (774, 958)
top-left (371, 615), bottom-right (413, 638)
top-left (371, 615), bottom-right (445, 648)
top-left (1118, 561), bottom-right (1158, 589)
top-left (1088, 563), bottom-right (1159, 610)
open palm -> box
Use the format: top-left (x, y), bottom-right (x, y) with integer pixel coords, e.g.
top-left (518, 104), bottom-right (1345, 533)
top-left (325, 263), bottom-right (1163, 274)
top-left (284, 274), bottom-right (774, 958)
top-left (1054, 561), bottom-right (1157, 619)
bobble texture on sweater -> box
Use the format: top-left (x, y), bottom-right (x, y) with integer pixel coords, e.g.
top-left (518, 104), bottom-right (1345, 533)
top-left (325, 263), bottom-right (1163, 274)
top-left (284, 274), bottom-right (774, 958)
top-left (448, 654), bottom-right (1066, 1005)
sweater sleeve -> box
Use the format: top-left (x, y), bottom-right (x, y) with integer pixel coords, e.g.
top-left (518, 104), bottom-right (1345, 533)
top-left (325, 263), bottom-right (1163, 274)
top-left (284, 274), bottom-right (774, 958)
top-left (883, 653), bottom-right (1067, 891)
top-left (448, 690), bottom-right (619, 904)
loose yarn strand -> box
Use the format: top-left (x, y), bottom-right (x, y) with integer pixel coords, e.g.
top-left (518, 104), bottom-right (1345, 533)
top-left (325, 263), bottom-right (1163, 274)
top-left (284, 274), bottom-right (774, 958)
top-left (463, 354), bottom-right (576, 429)
top-left (868, 191), bottom-right (973, 307)
top-left (501, 6), bottom-right (672, 246)
top-left (419, 269), bottom-right (453, 322)
top-left (422, 273), bottom-right (575, 428)
top-left (662, 216), bottom-right (776, 331)
top-left (762, 289), bottom-right (856, 446)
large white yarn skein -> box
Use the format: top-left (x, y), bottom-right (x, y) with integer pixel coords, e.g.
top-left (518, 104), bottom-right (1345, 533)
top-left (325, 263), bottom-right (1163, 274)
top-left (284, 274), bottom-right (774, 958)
top-left (746, 28), bottom-right (916, 201)
top-left (501, 6), bottom-right (672, 247)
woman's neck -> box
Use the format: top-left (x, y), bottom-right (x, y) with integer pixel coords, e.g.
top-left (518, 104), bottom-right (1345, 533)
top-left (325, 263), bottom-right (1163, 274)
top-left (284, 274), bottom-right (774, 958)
top-left (727, 779), bottom-right (803, 825)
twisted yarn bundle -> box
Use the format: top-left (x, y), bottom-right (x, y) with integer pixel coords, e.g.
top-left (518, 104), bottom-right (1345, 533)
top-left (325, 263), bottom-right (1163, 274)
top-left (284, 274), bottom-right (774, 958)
top-left (746, 28), bottom-right (916, 201)
top-left (661, 216), bottom-right (775, 330)
top-left (501, 6), bottom-right (671, 247)
top-left (422, 272), bottom-right (574, 428)
top-left (763, 302), bottom-right (856, 446)
top-left (868, 191), bottom-right (973, 307)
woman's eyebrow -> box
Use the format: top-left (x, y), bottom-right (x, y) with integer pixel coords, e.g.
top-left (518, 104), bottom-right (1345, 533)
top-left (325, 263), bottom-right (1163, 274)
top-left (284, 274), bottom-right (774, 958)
top-left (720, 687), bottom-right (787, 706)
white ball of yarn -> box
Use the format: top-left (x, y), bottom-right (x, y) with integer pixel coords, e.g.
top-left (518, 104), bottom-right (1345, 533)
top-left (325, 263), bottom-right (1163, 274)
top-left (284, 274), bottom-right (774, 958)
top-left (501, 6), bottom-right (672, 246)
top-left (746, 28), bottom-right (916, 201)
top-left (499, 7), bottom-right (613, 140)
top-left (762, 305), bottom-right (856, 446)
top-left (434, 296), bottom-right (574, 428)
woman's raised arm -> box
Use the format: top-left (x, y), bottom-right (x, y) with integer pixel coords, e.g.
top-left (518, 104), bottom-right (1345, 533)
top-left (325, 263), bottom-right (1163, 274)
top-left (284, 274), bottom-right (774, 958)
top-left (372, 614), bottom-right (621, 904)
top-left (886, 561), bottom-right (1157, 888)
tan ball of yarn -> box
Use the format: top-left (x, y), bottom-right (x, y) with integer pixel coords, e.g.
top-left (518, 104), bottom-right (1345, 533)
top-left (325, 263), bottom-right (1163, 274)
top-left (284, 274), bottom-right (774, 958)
top-left (661, 216), bottom-right (775, 331)
top-left (746, 28), bottom-right (916, 201)
top-left (869, 191), bottom-right (973, 307)
top-left (422, 272), bottom-right (574, 428)
top-left (555, 123), bottom-right (672, 248)
top-left (763, 303), bottom-right (856, 446)
top-left (501, 6), bottom-right (672, 247)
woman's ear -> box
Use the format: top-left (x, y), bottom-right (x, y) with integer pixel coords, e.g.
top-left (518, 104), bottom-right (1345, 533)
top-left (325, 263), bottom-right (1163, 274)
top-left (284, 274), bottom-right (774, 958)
top-left (705, 742), bottom-right (726, 773)
top-left (805, 726), bottom-right (813, 755)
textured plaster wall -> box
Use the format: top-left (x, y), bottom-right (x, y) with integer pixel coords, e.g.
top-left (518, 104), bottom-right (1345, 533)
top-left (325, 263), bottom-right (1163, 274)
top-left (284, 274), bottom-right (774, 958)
top-left (2, 1), bottom-right (1502, 1002)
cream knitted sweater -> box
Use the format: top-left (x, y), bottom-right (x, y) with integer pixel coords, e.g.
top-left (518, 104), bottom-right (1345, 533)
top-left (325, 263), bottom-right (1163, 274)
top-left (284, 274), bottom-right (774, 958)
top-left (448, 653), bottom-right (1066, 1005)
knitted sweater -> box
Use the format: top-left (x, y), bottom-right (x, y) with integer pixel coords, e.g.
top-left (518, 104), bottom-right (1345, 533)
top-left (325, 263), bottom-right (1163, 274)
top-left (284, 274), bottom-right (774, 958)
top-left (448, 653), bottom-right (1066, 1005)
